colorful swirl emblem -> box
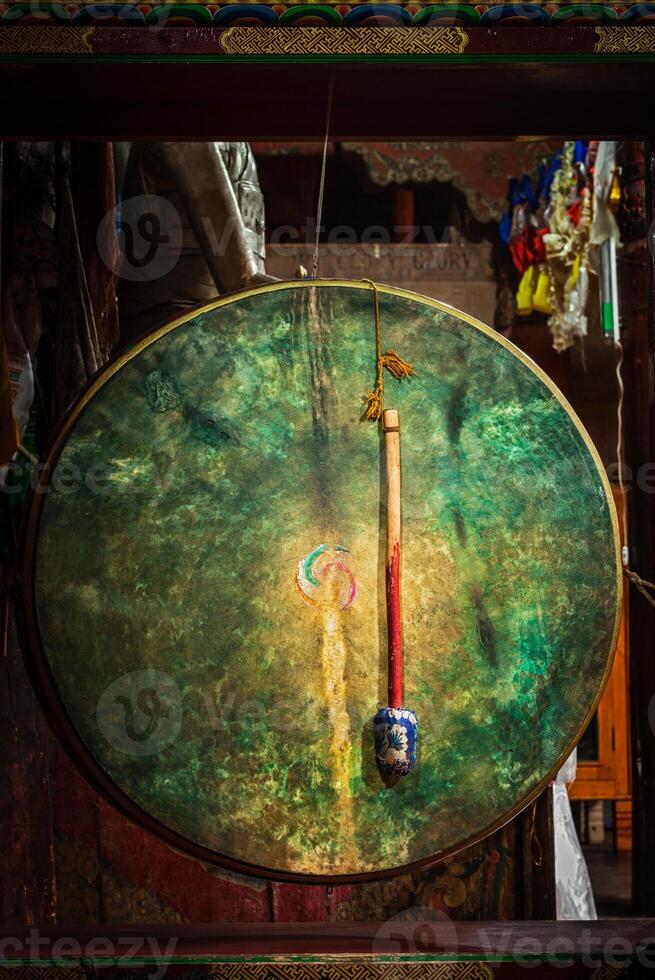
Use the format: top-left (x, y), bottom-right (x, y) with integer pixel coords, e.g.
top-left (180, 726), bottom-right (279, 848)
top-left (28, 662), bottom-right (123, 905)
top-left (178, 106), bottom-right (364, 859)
top-left (295, 544), bottom-right (357, 611)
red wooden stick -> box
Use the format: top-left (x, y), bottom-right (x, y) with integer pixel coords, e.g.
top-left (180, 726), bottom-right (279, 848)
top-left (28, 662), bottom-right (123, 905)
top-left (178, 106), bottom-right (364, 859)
top-left (383, 408), bottom-right (403, 709)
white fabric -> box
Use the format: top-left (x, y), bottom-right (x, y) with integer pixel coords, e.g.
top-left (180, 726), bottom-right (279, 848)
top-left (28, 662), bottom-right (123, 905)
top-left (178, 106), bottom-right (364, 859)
top-left (554, 750), bottom-right (598, 920)
top-left (590, 141), bottom-right (620, 247)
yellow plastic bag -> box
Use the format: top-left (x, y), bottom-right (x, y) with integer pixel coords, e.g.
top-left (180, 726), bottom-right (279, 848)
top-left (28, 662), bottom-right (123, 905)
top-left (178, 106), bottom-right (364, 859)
top-left (533, 267), bottom-right (552, 315)
top-left (516, 266), bottom-right (536, 317)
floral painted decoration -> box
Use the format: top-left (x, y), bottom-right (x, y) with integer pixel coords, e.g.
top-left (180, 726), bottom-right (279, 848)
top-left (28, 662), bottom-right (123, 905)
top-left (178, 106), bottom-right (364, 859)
top-left (374, 706), bottom-right (418, 777)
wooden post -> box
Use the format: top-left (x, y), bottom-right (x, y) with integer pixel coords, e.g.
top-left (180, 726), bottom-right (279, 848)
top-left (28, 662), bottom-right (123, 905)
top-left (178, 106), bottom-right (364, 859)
top-left (620, 141), bottom-right (655, 913)
top-left (383, 408), bottom-right (403, 709)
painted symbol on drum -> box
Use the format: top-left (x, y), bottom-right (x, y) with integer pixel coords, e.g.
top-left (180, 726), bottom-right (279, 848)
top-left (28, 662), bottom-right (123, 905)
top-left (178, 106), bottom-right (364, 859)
top-left (295, 543), bottom-right (357, 611)
top-left (295, 543), bottom-right (358, 868)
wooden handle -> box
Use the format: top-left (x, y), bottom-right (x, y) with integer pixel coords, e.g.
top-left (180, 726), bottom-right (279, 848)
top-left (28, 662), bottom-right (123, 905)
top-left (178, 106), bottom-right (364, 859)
top-left (384, 408), bottom-right (403, 709)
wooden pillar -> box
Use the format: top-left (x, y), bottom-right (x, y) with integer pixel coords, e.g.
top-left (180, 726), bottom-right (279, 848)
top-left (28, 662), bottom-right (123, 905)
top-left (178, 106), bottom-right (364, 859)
top-left (392, 188), bottom-right (415, 243)
top-left (0, 143), bottom-right (3, 285)
top-left (620, 141), bottom-right (655, 913)
top-left (615, 799), bottom-right (633, 853)
top-left (520, 787), bottom-right (556, 919)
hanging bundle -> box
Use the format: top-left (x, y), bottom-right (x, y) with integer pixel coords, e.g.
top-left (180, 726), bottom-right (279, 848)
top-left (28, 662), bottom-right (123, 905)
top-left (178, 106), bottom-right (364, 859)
top-left (543, 141), bottom-right (592, 352)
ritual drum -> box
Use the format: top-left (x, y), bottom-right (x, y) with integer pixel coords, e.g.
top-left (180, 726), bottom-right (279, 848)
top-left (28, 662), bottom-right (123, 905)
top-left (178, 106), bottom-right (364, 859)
top-left (19, 280), bottom-right (621, 881)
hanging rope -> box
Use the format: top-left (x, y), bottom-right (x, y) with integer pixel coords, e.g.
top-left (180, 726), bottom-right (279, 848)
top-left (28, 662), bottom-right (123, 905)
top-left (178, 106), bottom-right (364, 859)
top-left (360, 279), bottom-right (414, 421)
top-left (615, 340), bottom-right (655, 608)
top-left (615, 340), bottom-right (630, 549)
top-left (311, 74), bottom-right (335, 281)
top-left (623, 567), bottom-right (655, 606)
top-left (529, 798), bottom-right (543, 868)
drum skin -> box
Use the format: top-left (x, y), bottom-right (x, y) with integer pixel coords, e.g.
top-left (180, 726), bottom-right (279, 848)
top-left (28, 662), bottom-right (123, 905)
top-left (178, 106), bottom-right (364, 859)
top-left (21, 280), bottom-right (621, 881)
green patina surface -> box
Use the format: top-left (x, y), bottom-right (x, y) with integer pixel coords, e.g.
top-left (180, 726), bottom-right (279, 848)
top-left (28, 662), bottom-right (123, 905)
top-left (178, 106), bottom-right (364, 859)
top-left (34, 283), bottom-right (619, 877)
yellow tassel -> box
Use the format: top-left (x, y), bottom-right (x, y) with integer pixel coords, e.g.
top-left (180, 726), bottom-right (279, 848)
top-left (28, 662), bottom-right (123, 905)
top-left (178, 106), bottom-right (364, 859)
top-left (360, 280), bottom-right (415, 422)
top-left (363, 386), bottom-right (383, 421)
top-left (381, 351), bottom-right (414, 380)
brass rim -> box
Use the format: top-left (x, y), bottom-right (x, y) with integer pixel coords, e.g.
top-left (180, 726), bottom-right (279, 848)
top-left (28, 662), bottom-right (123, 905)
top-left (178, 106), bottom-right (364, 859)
top-left (18, 278), bottom-right (623, 884)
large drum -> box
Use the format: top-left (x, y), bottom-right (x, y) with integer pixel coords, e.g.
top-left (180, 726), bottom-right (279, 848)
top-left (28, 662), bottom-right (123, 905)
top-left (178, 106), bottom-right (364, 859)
top-left (20, 280), bottom-right (621, 881)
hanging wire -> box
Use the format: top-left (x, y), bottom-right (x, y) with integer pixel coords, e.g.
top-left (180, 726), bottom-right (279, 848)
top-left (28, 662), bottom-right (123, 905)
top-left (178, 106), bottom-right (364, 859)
top-left (311, 74), bottom-right (335, 280)
top-left (307, 80), bottom-right (414, 420)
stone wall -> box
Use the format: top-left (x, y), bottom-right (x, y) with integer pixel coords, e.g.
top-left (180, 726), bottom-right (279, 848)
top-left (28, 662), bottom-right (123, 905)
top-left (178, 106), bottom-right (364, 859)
top-left (265, 243), bottom-right (497, 328)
